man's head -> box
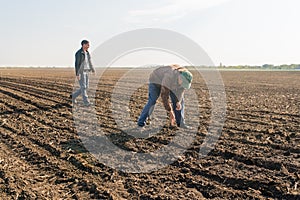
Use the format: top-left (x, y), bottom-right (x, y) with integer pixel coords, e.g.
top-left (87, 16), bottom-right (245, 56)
top-left (179, 70), bottom-right (193, 89)
top-left (81, 40), bottom-right (90, 51)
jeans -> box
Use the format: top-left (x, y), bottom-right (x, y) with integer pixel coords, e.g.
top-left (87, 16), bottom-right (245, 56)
top-left (72, 72), bottom-right (89, 104)
top-left (137, 83), bottom-right (185, 127)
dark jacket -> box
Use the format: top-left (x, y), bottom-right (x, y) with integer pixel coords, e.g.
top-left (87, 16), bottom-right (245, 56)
top-left (149, 65), bottom-right (187, 112)
top-left (74, 48), bottom-right (95, 76)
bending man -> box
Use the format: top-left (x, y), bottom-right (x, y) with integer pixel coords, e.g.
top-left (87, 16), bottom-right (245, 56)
top-left (137, 64), bottom-right (193, 128)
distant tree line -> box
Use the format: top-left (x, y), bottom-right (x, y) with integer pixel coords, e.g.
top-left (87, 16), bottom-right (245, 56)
top-left (216, 64), bottom-right (300, 69)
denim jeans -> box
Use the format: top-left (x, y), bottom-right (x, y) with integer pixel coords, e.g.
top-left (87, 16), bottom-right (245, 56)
top-left (72, 72), bottom-right (89, 104)
top-left (137, 83), bottom-right (185, 127)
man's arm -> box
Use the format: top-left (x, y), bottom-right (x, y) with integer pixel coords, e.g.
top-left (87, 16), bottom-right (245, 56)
top-left (161, 74), bottom-right (176, 126)
top-left (161, 86), bottom-right (176, 126)
top-left (174, 87), bottom-right (185, 110)
top-left (75, 51), bottom-right (81, 76)
top-left (87, 52), bottom-right (95, 73)
top-left (161, 86), bottom-right (172, 112)
top-left (161, 74), bottom-right (173, 111)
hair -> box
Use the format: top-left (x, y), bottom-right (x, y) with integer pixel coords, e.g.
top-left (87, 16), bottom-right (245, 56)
top-left (81, 40), bottom-right (89, 46)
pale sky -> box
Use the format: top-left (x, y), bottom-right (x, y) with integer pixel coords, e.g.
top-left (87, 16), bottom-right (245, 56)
top-left (0, 0), bottom-right (299, 67)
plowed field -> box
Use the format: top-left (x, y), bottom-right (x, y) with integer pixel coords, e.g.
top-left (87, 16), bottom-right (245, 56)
top-left (0, 68), bottom-right (299, 199)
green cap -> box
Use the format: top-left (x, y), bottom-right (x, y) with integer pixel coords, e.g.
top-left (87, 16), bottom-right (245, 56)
top-left (180, 70), bottom-right (193, 89)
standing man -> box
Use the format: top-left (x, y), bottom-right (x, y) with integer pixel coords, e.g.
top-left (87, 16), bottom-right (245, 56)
top-left (70, 40), bottom-right (95, 106)
top-left (137, 64), bottom-right (193, 129)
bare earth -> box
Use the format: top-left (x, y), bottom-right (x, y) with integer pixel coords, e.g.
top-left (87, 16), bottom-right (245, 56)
top-left (0, 68), bottom-right (299, 199)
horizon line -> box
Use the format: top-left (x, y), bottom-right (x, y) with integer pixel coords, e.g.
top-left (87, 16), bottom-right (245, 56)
top-left (1, 64), bottom-right (300, 68)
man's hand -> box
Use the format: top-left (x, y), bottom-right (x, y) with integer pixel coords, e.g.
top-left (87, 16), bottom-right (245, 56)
top-left (76, 75), bottom-right (80, 81)
top-left (176, 102), bottom-right (182, 110)
top-left (170, 111), bottom-right (176, 126)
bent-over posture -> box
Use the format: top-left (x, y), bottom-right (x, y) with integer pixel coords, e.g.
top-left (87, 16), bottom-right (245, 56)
top-left (137, 64), bottom-right (193, 128)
